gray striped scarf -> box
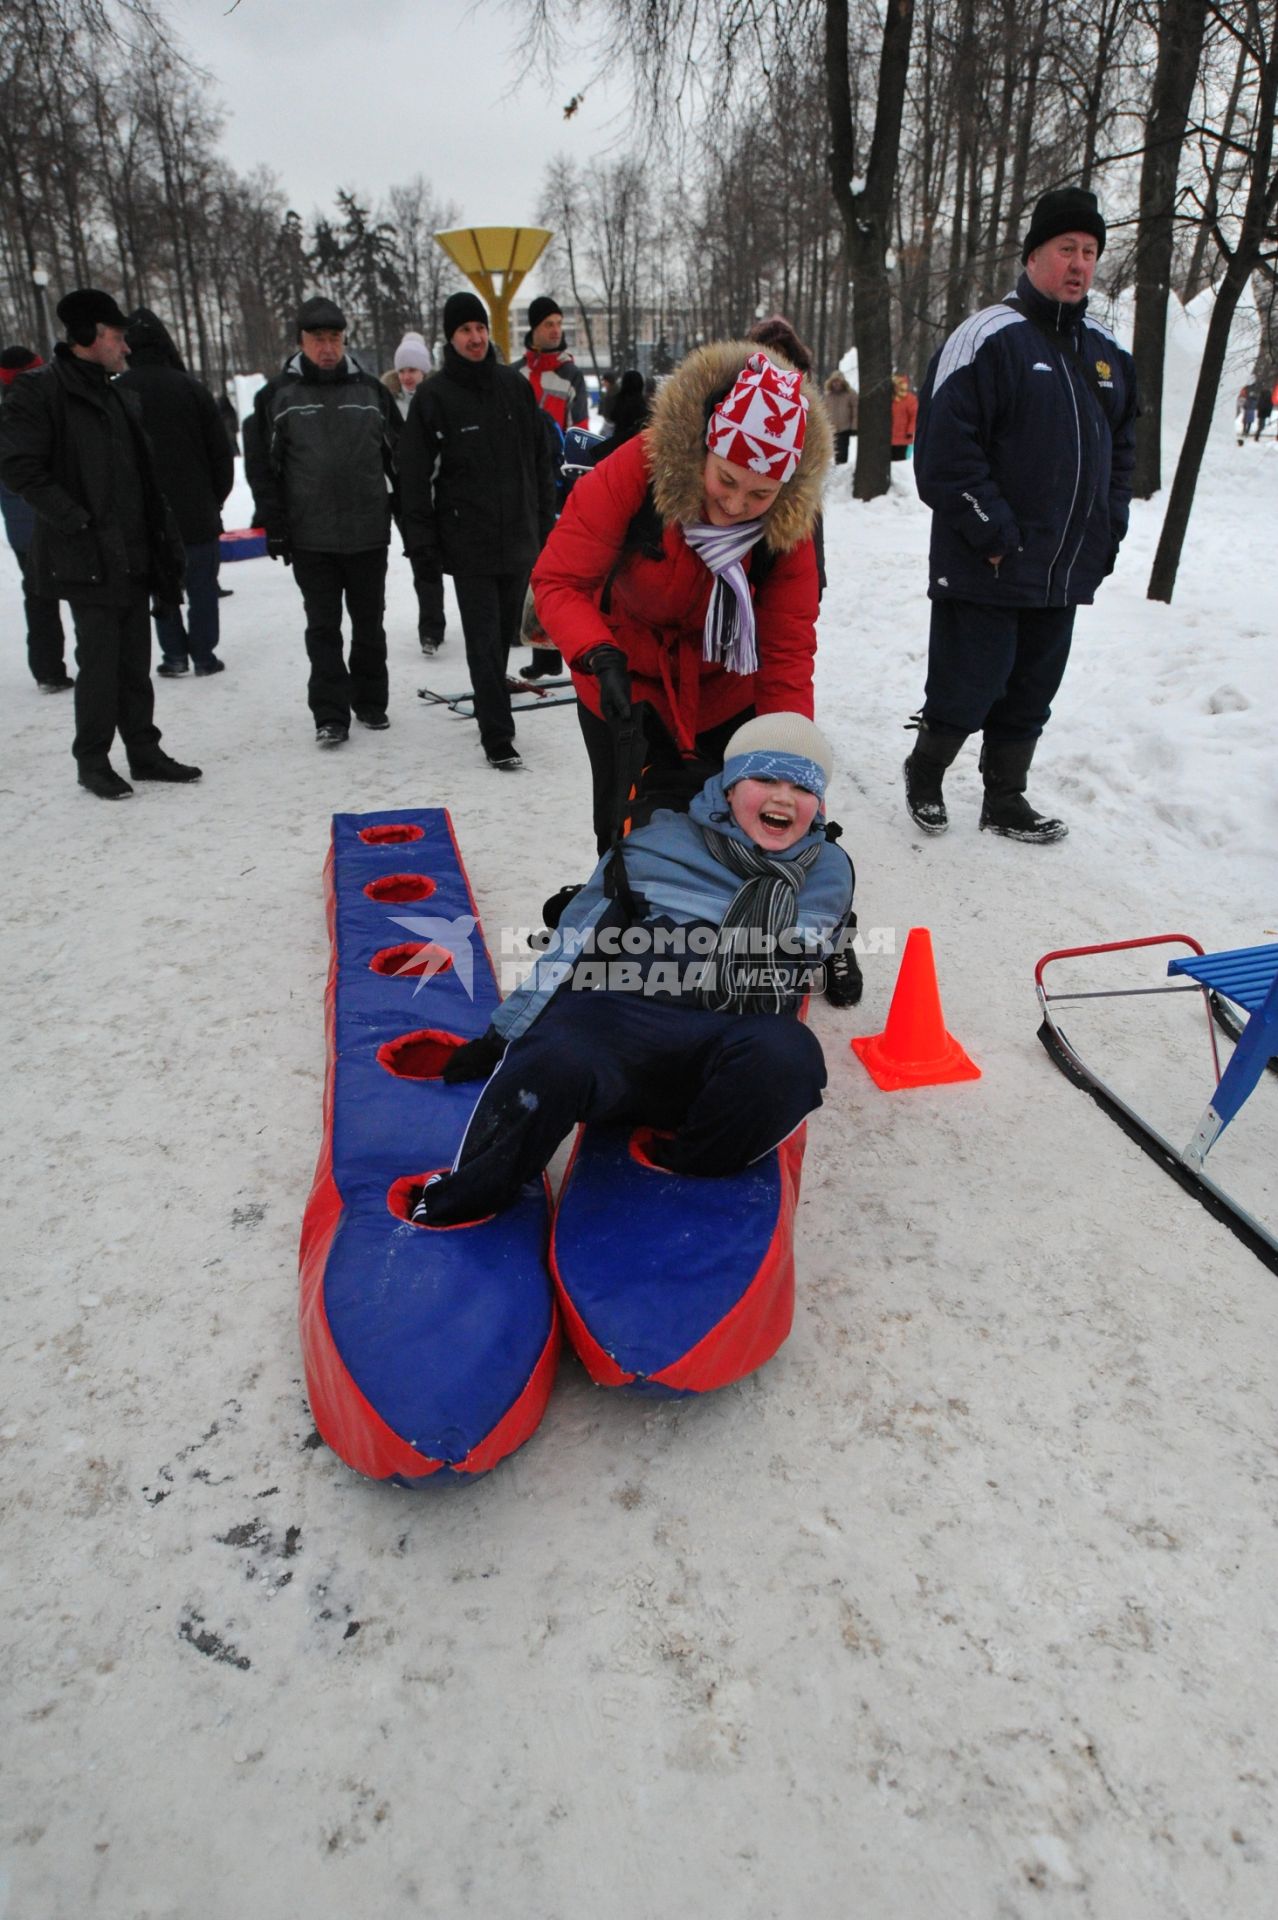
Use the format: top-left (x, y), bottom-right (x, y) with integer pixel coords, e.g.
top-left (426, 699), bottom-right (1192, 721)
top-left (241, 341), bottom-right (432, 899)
top-left (696, 828), bottom-right (822, 1015)
top-left (683, 519), bottom-right (767, 675)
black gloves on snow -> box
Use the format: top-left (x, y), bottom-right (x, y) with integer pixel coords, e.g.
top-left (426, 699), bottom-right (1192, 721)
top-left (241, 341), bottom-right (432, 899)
top-left (267, 534), bottom-right (292, 565)
top-left (579, 644), bottom-right (632, 725)
top-left (442, 1027), bottom-right (505, 1083)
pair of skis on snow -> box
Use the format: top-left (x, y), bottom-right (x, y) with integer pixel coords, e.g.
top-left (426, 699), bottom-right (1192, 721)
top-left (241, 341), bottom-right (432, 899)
top-left (417, 673), bottom-right (577, 720)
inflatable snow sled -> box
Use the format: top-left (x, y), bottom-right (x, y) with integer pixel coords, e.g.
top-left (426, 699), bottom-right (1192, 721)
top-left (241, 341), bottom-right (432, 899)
top-left (299, 809), bottom-right (559, 1483)
top-left (551, 1122), bottom-right (806, 1394)
top-left (219, 526), bottom-right (267, 562)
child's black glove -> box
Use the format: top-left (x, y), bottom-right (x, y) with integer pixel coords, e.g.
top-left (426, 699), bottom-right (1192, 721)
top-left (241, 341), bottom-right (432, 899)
top-left (579, 644), bottom-right (631, 724)
top-left (442, 1027), bottom-right (505, 1083)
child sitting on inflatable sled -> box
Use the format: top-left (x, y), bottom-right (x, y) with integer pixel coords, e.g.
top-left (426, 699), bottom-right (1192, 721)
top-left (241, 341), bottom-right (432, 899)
top-left (412, 711), bottom-right (854, 1227)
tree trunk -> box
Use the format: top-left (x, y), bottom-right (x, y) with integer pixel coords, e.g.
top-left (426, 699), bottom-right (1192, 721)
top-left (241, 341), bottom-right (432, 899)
top-left (826, 0), bottom-right (915, 501)
top-left (1130, 0), bottom-right (1209, 499)
top-left (1149, 23), bottom-right (1277, 601)
top-left (1184, 37), bottom-right (1247, 302)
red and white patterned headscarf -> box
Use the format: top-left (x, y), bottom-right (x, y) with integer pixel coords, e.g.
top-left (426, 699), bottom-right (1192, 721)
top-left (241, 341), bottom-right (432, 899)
top-left (706, 351), bottom-right (809, 484)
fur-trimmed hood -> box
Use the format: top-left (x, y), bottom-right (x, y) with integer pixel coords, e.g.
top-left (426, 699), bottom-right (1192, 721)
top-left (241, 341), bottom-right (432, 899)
top-left (645, 339), bottom-right (832, 553)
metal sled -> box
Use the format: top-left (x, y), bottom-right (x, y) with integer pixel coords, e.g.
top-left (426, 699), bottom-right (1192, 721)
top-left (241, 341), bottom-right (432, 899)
top-left (1035, 934), bottom-right (1278, 1275)
top-left (417, 674), bottom-right (577, 719)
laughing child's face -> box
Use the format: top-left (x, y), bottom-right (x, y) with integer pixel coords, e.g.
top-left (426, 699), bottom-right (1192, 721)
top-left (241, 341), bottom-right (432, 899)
top-left (727, 776), bottom-right (820, 852)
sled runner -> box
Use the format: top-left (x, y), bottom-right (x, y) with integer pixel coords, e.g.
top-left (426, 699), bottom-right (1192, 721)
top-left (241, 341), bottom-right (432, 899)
top-left (416, 674), bottom-right (577, 718)
top-left (1036, 934), bottom-right (1278, 1276)
top-left (298, 809), bottom-right (559, 1483)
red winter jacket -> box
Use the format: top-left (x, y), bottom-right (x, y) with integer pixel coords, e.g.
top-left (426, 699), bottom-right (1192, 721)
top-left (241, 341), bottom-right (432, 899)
top-left (531, 430), bottom-right (821, 752)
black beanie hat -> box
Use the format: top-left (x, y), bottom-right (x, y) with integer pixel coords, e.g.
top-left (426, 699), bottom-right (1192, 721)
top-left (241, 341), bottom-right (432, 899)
top-left (0, 344), bottom-right (39, 370)
top-left (527, 296), bottom-right (563, 332)
top-left (56, 288), bottom-right (128, 342)
top-left (297, 295), bottom-right (347, 337)
top-left (1022, 187), bottom-right (1106, 264)
top-left (444, 290), bottom-right (489, 338)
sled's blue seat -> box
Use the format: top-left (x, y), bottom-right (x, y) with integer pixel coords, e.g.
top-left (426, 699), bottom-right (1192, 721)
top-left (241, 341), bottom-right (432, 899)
top-left (1167, 943), bottom-right (1278, 1162)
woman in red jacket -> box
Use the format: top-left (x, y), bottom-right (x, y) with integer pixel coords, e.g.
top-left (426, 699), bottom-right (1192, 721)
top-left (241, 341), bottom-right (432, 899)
top-left (531, 340), bottom-right (832, 851)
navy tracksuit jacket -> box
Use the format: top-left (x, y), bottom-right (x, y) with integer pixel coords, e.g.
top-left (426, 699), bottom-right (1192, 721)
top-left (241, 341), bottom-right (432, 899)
top-left (914, 274), bottom-right (1138, 609)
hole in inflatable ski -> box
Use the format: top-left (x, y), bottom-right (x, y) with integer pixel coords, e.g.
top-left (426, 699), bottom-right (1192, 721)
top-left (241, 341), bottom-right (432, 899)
top-left (369, 942), bottom-right (455, 980)
top-left (387, 1171), bottom-right (495, 1232)
top-left (377, 1029), bottom-right (466, 1080)
top-left (629, 1126), bottom-right (677, 1172)
top-left (358, 823), bottom-right (424, 845)
top-left (363, 872), bottom-right (437, 904)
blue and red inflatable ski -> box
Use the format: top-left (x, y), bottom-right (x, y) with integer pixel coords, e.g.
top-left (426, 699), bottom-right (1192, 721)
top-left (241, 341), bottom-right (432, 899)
top-left (300, 808), bottom-right (811, 1479)
top-left (299, 809), bottom-right (559, 1482)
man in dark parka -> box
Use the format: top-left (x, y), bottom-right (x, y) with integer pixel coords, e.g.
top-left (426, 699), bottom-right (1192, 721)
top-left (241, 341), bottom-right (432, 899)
top-left (397, 291), bottom-right (555, 770)
top-left (905, 188), bottom-right (1137, 844)
top-left (0, 288), bottom-right (198, 800)
top-left (118, 307), bottom-right (234, 677)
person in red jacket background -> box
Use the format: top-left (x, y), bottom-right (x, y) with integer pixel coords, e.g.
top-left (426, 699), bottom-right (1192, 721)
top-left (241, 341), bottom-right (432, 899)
top-left (530, 340), bottom-right (832, 853)
top-left (891, 372), bottom-right (918, 461)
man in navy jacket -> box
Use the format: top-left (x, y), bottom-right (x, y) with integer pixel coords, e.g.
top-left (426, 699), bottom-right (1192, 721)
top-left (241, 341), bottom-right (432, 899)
top-left (905, 188), bottom-right (1137, 843)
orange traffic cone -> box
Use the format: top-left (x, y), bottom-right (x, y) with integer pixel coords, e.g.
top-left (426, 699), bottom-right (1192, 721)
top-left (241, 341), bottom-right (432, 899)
top-left (850, 926), bottom-right (980, 1091)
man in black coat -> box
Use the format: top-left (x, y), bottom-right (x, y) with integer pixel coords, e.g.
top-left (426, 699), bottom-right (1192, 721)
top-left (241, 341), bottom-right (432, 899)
top-left (244, 296), bottom-right (401, 747)
top-left (905, 188), bottom-right (1137, 844)
top-left (398, 291), bottom-right (556, 770)
top-left (118, 308), bottom-right (234, 677)
top-left (0, 288), bottom-right (199, 800)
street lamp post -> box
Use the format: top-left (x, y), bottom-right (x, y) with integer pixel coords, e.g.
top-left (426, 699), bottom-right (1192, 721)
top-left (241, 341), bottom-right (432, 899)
top-left (433, 227), bottom-right (553, 364)
top-left (32, 269), bottom-right (52, 353)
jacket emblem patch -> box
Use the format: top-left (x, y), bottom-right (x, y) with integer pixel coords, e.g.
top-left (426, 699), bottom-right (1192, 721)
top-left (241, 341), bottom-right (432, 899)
top-left (1032, 362), bottom-right (1052, 372)
top-left (1095, 360), bottom-right (1111, 379)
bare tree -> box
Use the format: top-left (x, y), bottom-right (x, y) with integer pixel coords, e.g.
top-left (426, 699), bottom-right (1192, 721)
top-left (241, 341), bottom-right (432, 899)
top-left (1129, 0), bottom-right (1210, 498)
top-left (1149, 0), bottom-right (1278, 600)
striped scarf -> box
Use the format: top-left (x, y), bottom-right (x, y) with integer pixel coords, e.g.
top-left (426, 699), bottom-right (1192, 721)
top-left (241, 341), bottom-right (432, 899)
top-left (696, 828), bottom-right (822, 1015)
top-left (683, 519), bottom-right (767, 675)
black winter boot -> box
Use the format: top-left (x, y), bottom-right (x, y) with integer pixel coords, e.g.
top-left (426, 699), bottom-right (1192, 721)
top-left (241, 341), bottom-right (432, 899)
top-left (521, 647), bottom-right (563, 681)
top-left (903, 715), bottom-right (968, 834)
top-left (979, 736), bottom-right (1067, 843)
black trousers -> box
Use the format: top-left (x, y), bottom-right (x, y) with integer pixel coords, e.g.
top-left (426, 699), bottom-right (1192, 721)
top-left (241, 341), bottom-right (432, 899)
top-left (429, 992), bottom-right (827, 1223)
top-left (17, 547), bottom-right (67, 684)
top-left (452, 571), bottom-right (528, 758)
top-left (70, 585), bottom-right (162, 771)
top-left (292, 546), bottom-right (389, 727)
top-left (410, 553), bottom-right (446, 644)
top-left (922, 599), bottom-right (1076, 742)
top-left (577, 702), bottom-right (754, 855)
top-left (834, 430), bottom-right (852, 465)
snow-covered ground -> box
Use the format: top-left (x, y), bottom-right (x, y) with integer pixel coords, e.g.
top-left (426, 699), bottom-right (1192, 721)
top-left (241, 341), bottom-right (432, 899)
top-left (2, 318), bottom-right (1276, 1920)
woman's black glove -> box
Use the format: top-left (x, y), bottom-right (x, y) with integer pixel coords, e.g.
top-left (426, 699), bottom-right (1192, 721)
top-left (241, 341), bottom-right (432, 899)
top-left (578, 644), bottom-right (631, 724)
top-left (442, 1027), bottom-right (505, 1083)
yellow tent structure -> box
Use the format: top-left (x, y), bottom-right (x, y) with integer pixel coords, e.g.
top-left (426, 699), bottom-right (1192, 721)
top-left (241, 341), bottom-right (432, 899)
top-left (434, 227), bottom-right (553, 363)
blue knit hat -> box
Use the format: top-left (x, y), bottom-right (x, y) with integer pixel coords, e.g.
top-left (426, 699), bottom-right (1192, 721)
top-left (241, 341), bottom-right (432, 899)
top-left (722, 712), bottom-right (832, 802)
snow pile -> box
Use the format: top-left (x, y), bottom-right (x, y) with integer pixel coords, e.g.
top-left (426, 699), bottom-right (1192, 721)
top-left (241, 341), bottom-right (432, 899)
top-left (1, 313), bottom-right (1275, 1919)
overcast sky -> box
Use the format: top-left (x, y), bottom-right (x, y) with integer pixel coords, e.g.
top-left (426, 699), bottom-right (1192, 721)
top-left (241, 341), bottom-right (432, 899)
top-left (172, 0), bottom-right (630, 301)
